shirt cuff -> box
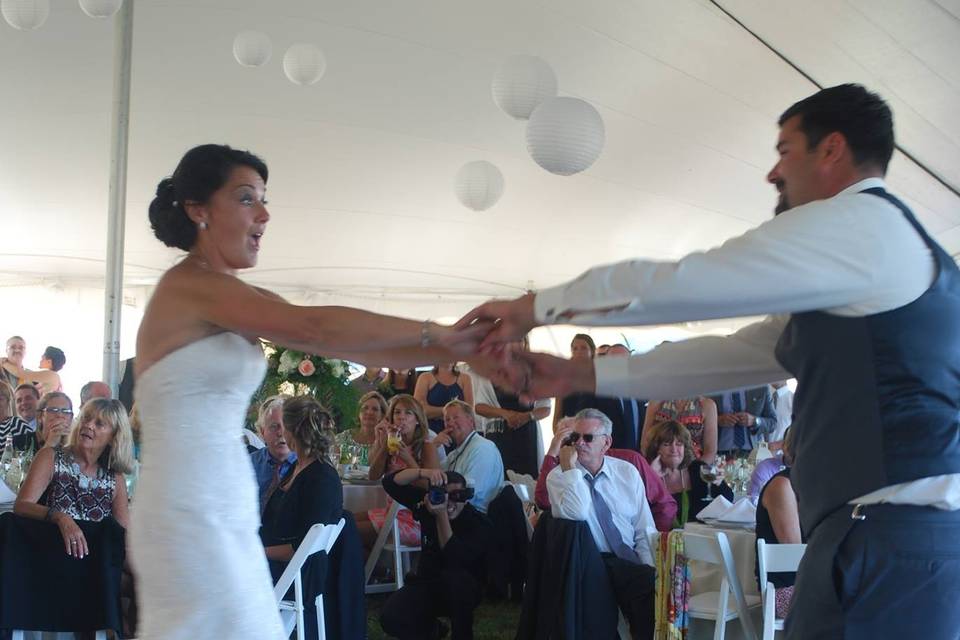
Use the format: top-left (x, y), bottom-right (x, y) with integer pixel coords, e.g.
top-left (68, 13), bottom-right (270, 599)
top-left (594, 356), bottom-right (632, 397)
top-left (534, 285), bottom-right (567, 325)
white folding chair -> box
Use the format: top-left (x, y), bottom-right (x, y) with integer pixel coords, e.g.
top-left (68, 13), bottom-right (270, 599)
top-left (684, 530), bottom-right (760, 640)
top-left (274, 518), bottom-right (346, 640)
top-left (756, 540), bottom-right (806, 640)
top-left (364, 500), bottom-right (420, 594)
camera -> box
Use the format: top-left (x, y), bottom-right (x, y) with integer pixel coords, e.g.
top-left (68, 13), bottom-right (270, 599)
top-left (428, 485), bottom-right (447, 505)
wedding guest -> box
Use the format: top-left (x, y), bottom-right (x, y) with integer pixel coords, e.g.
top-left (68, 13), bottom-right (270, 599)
top-left (2, 346), bottom-right (66, 395)
top-left (0, 380), bottom-right (30, 443)
top-left (414, 364), bottom-right (473, 434)
top-left (476, 338), bottom-right (548, 478)
top-left (362, 395), bottom-right (442, 548)
top-left (336, 391), bottom-right (386, 468)
top-left (552, 333), bottom-right (598, 431)
top-left (755, 431), bottom-right (803, 619)
top-left (259, 397), bottom-right (349, 637)
top-left (642, 397), bottom-right (718, 464)
top-left (80, 381), bottom-right (112, 406)
top-left (13, 391), bottom-right (74, 459)
top-left (14, 398), bottom-right (134, 558)
top-left (383, 368), bottom-right (419, 399)
top-left (350, 367), bottom-right (386, 397)
top-left (1, 336), bottom-right (26, 389)
top-left (429, 400), bottom-right (505, 513)
top-left (250, 394), bottom-right (296, 513)
top-left (261, 396), bottom-right (343, 570)
top-left (643, 420), bottom-right (732, 527)
top-left (748, 427), bottom-right (792, 503)
top-left (709, 386), bottom-right (777, 457)
top-left (14, 383), bottom-right (39, 431)
top-left (380, 469), bottom-right (492, 640)
top-left (536, 417), bottom-right (677, 532)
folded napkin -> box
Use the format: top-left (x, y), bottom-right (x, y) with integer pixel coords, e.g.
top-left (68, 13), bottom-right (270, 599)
top-left (696, 495), bottom-right (732, 520)
top-left (718, 497), bottom-right (757, 523)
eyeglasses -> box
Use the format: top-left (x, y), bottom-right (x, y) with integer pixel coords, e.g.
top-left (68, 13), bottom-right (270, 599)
top-left (43, 407), bottom-right (73, 415)
top-left (564, 432), bottom-right (603, 444)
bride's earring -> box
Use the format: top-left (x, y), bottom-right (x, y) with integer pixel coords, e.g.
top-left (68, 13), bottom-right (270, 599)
top-left (198, 221), bottom-right (208, 231)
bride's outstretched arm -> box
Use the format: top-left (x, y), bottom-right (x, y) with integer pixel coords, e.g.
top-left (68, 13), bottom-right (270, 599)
top-left (180, 271), bottom-right (486, 367)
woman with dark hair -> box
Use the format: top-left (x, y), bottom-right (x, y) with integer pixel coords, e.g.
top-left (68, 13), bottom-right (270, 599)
top-left (414, 363), bottom-right (473, 433)
top-left (131, 144), bottom-right (487, 638)
top-left (644, 420), bottom-right (732, 527)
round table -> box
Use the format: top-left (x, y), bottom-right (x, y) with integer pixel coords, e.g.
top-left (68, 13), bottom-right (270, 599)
top-left (684, 521), bottom-right (759, 597)
top-left (342, 481), bottom-right (388, 513)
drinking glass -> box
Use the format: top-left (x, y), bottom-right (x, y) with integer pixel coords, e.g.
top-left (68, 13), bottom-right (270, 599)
top-left (699, 463), bottom-right (719, 501)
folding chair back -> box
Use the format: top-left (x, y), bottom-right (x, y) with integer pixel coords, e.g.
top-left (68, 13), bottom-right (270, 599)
top-left (756, 540), bottom-right (805, 640)
top-left (274, 518), bottom-right (346, 640)
top-left (683, 530), bottom-right (758, 640)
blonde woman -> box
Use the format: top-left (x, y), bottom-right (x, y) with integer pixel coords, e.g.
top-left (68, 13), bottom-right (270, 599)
top-left (15, 398), bottom-right (134, 558)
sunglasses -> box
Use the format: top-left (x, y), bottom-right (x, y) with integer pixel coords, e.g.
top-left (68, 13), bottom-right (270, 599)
top-left (43, 407), bottom-right (74, 415)
top-left (563, 432), bottom-right (603, 445)
top-left (447, 488), bottom-right (475, 503)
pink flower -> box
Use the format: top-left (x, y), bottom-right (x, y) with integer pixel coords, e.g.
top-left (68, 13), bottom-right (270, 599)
top-left (298, 359), bottom-right (316, 376)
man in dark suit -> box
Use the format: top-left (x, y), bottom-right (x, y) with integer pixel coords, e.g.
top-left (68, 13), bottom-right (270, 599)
top-left (710, 386), bottom-right (777, 456)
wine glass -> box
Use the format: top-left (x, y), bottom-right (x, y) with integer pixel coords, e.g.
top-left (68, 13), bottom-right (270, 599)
top-left (699, 462), bottom-right (719, 502)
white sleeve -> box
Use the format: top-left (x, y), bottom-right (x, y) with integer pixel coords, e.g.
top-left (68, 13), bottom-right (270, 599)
top-left (534, 187), bottom-right (933, 326)
top-left (594, 315), bottom-right (791, 399)
top-left (631, 469), bottom-right (658, 566)
top-left (546, 466), bottom-right (592, 521)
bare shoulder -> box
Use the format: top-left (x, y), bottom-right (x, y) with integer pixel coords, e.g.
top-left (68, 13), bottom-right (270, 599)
top-left (135, 264), bottom-right (223, 375)
top-left (762, 474), bottom-right (796, 507)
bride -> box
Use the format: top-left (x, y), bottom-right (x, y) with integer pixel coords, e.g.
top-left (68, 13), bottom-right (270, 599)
top-left (132, 144), bottom-right (487, 639)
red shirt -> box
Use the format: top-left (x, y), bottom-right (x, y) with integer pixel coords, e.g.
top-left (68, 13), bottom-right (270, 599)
top-left (535, 449), bottom-right (677, 532)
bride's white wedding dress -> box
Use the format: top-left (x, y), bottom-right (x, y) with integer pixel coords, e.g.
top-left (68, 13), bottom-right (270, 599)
top-left (130, 332), bottom-right (285, 639)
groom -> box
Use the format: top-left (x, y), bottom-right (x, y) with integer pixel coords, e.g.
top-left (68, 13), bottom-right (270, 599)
top-left (456, 84), bottom-right (960, 639)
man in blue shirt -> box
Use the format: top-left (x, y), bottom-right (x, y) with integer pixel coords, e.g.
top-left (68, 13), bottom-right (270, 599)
top-left (429, 400), bottom-right (504, 513)
top-left (249, 395), bottom-right (297, 513)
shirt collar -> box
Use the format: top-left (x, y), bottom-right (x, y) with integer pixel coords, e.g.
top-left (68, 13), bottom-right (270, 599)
top-left (267, 450), bottom-right (297, 466)
top-left (838, 176), bottom-right (887, 197)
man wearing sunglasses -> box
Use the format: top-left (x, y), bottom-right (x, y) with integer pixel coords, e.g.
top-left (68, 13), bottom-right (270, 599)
top-left (380, 468), bottom-right (493, 640)
top-left (546, 408), bottom-right (657, 640)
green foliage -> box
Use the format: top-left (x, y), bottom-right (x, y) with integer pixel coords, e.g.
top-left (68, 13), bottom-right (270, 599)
top-left (248, 341), bottom-right (359, 430)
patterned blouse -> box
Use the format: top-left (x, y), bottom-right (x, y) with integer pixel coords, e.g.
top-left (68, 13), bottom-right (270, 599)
top-left (45, 446), bottom-right (116, 522)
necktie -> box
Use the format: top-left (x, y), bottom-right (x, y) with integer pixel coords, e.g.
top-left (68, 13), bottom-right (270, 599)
top-left (584, 473), bottom-right (641, 564)
top-left (732, 391), bottom-right (746, 448)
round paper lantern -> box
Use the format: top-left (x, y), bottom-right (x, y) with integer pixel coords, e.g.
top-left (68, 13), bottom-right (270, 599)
top-left (233, 30), bottom-right (272, 68)
top-left (1, 0), bottom-right (49, 30)
top-left (78, 0), bottom-right (122, 18)
top-left (454, 161), bottom-right (504, 211)
top-left (526, 97), bottom-right (605, 176)
top-left (491, 55), bottom-right (558, 120)
top-left (283, 43), bottom-right (326, 85)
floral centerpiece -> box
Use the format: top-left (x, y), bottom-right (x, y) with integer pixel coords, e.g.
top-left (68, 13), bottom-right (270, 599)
top-left (248, 341), bottom-right (359, 431)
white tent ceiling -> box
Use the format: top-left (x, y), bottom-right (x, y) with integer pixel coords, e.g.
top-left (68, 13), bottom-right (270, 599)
top-left (2, 0), bottom-right (959, 319)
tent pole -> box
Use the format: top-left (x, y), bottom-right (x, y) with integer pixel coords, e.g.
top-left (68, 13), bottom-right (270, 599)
top-left (102, 0), bottom-right (134, 395)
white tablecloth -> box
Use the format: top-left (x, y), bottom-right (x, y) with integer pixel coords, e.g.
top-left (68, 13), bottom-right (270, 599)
top-left (342, 482), bottom-right (388, 513)
top-left (684, 521), bottom-right (759, 597)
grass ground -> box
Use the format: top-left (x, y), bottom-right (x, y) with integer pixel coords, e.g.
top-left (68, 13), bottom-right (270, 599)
top-left (365, 594), bottom-right (522, 640)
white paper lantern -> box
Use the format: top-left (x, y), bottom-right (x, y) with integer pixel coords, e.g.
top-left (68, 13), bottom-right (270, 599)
top-left (1, 0), bottom-right (49, 30)
top-left (454, 161), bottom-right (504, 211)
top-left (78, 0), bottom-right (122, 18)
top-left (491, 55), bottom-right (558, 121)
top-left (233, 30), bottom-right (272, 68)
top-left (526, 97), bottom-right (605, 176)
top-left (283, 43), bottom-right (326, 86)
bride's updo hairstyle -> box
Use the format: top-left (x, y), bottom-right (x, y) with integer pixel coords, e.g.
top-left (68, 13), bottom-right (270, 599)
top-left (282, 395), bottom-right (336, 464)
top-left (148, 144), bottom-right (269, 251)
